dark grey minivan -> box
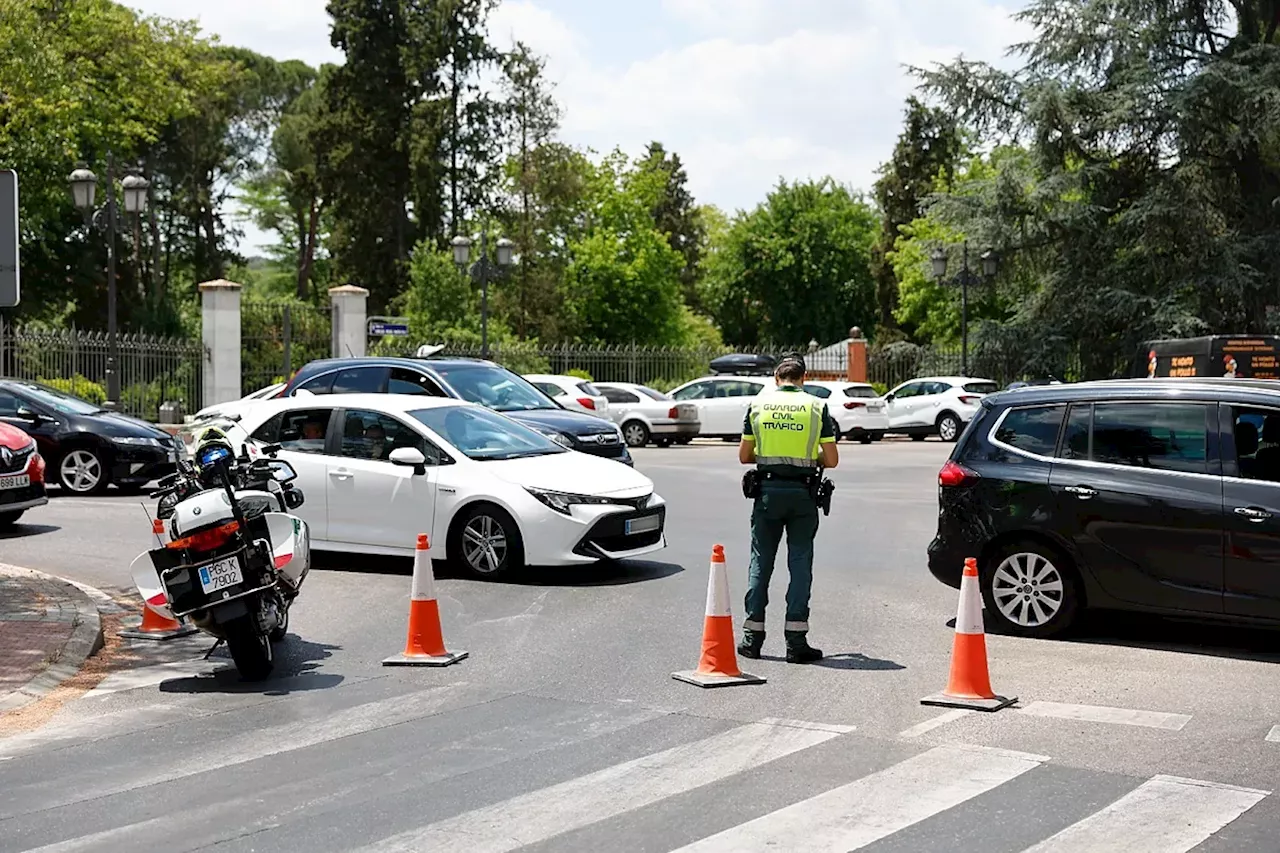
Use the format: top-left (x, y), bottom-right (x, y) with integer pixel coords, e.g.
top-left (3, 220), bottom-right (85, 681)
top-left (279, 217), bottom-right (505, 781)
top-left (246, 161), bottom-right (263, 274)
top-left (929, 378), bottom-right (1280, 637)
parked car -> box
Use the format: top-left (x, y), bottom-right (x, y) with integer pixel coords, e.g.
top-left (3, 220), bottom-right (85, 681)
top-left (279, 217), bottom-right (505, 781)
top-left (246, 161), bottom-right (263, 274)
top-left (191, 382), bottom-right (286, 422)
top-left (281, 357), bottom-right (632, 465)
top-left (523, 374), bottom-right (610, 417)
top-left (929, 377), bottom-right (1280, 638)
top-left (882, 376), bottom-right (999, 442)
top-left (594, 382), bottom-right (701, 447)
top-left (668, 375), bottom-right (770, 439)
top-left (0, 420), bottom-right (47, 527)
top-left (802, 381), bottom-right (889, 443)
top-left (0, 379), bottom-right (182, 494)
top-left (228, 394), bottom-right (665, 578)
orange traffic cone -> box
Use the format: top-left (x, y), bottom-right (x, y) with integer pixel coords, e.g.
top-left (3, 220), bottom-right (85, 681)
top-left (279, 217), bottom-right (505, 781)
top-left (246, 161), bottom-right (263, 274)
top-left (120, 601), bottom-right (198, 641)
top-left (672, 545), bottom-right (765, 688)
top-left (921, 558), bottom-right (1016, 711)
top-left (382, 534), bottom-right (467, 667)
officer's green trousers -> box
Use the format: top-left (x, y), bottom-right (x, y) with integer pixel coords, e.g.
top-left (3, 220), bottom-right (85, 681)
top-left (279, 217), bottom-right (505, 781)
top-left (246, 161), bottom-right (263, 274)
top-left (744, 482), bottom-right (818, 631)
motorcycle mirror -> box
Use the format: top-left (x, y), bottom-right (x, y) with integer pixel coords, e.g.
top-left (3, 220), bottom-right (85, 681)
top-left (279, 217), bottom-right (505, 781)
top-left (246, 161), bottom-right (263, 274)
top-left (260, 442), bottom-right (283, 456)
top-left (284, 488), bottom-right (305, 509)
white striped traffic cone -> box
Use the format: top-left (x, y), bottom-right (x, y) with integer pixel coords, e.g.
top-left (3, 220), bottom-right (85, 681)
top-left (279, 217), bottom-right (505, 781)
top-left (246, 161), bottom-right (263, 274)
top-left (921, 558), bottom-right (1015, 711)
top-left (382, 534), bottom-right (467, 667)
top-left (672, 545), bottom-right (765, 688)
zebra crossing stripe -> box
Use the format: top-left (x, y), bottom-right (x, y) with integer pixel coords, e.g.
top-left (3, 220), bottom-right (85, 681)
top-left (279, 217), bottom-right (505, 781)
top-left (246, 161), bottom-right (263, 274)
top-left (1021, 775), bottom-right (1269, 852)
top-left (670, 744), bottom-right (1048, 852)
top-left (356, 721), bottom-right (842, 853)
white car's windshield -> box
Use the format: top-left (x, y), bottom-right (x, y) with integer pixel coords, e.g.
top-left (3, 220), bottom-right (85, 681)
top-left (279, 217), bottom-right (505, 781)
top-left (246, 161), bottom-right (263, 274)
top-left (433, 366), bottom-right (558, 412)
top-left (409, 406), bottom-right (567, 460)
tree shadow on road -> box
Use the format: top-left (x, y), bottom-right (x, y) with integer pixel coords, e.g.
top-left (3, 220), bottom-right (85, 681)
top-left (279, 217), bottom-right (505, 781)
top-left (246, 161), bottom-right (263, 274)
top-left (157, 637), bottom-right (344, 696)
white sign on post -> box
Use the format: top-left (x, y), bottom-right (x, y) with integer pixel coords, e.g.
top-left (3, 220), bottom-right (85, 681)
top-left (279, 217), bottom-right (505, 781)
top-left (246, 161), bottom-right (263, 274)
top-left (0, 170), bottom-right (17, 308)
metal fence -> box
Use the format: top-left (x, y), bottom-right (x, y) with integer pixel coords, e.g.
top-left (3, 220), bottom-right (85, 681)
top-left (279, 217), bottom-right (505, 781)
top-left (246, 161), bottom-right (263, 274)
top-left (868, 342), bottom-right (1088, 390)
top-left (370, 341), bottom-right (852, 392)
top-left (0, 322), bottom-right (203, 420)
top-left (241, 301), bottom-right (333, 393)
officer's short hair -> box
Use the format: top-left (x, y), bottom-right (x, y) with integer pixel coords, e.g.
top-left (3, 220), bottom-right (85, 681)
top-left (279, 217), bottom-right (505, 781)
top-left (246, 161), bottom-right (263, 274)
top-left (775, 353), bottom-right (806, 382)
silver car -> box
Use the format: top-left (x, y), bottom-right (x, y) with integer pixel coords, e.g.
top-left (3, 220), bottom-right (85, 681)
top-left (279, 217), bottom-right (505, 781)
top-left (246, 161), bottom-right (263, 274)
top-left (595, 382), bottom-right (701, 447)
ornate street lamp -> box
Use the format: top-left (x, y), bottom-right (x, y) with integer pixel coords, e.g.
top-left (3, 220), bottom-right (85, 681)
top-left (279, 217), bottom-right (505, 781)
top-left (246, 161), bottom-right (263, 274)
top-left (929, 242), bottom-right (999, 376)
top-left (69, 155), bottom-right (149, 409)
top-left (451, 232), bottom-right (514, 358)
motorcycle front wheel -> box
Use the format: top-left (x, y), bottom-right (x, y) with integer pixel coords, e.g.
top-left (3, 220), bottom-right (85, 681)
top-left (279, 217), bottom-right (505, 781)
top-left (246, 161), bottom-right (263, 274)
top-left (224, 614), bottom-right (274, 681)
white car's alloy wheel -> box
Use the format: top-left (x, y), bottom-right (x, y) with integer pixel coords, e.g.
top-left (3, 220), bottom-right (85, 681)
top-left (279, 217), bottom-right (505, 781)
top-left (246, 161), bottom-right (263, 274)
top-left (991, 552), bottom-right (1065, 628)
top-left (462, 513), bottom-right (509, 574)
top-left (60, 449), bottom-right (104, 493)
top-left (938, 414), bottom-right (960, 442)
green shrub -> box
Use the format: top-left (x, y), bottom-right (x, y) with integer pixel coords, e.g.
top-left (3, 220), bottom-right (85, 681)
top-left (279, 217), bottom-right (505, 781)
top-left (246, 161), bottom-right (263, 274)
top-left (37, 374), bottom-right (106, 405)
top-left (871, 382), bottom-right (888, 396)
top-left (564, 368), bottom-right (594, 382)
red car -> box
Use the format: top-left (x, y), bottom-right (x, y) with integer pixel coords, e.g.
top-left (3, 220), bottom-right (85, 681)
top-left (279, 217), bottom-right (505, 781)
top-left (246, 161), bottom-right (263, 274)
top-left (0, 421), bottom-right (47, 527)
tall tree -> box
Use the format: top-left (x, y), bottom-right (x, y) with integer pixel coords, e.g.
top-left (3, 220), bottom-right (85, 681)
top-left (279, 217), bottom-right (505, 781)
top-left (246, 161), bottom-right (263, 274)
top-left (314, 0), bottom-right (415, 308)
top-left (869, 98), bottom-right (964, 340)
top-left (637, 142), bottom-right (705, 311)
top-left (917, 0), bottom-right (1280, 378)
top-left (702, 179), bottom-right (880, 346)
top-left (497, 42), bottom-right (561, 336)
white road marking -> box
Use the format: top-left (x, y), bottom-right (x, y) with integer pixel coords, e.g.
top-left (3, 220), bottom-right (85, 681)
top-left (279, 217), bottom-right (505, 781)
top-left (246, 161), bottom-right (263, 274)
top-left (1266, 725), bottom-right (1280, 743)
top-left (5, 684), bottom-right (470, 816)
top-left (898, 709), bottom-right (972, 738)
top-left (1022, 775), bottom-right (1269, 852)
top-left (356, 721), bottom-right (842, 853)
top-left (85, 658), bottom-right (231, 697)
top-left (669, 744), bottom-right (1047, 852)
top-left (1018, 701), bottom-right (1191, 731)
top-left (757, 717), bottom-right (856, 734)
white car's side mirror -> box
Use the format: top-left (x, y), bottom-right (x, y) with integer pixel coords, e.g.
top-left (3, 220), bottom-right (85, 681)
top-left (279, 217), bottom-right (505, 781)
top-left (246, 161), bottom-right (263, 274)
top-left (389, 446), bottom-right (428, 474)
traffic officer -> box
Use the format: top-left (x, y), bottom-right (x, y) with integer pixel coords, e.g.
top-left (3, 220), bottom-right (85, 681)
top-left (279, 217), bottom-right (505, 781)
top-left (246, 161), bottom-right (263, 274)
top-left (737, 353), bottom-right (838, 663)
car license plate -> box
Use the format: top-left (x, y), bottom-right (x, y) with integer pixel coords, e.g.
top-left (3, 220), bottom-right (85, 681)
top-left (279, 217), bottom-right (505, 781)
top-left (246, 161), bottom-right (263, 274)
top-left (677, 405), bottom-right (697, 420)
top-left (625, 514), bottom-right (661, 535)
top-left (197, 557), bottom-right (243, 593)
top-left (0, 474), bottom-right (29, 490)
top-left (868, 403), bottom-right (883, 412)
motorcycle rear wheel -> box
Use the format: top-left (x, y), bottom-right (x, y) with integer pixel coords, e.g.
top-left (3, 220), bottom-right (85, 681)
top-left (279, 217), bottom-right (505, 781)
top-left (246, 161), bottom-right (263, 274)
top-left (224, 614), bottom-right (274, 681)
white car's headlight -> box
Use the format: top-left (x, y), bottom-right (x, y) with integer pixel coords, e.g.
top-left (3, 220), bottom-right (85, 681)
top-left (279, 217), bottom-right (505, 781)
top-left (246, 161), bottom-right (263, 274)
top-left (526, 487), bottom-right (615, 515)
top-left (113, 436), bottom-right (162, 447)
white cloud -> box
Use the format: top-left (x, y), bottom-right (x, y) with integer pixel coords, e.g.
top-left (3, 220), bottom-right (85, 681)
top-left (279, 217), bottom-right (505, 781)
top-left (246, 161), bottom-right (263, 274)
top-left (124, 0), bottom-right (1035, 252)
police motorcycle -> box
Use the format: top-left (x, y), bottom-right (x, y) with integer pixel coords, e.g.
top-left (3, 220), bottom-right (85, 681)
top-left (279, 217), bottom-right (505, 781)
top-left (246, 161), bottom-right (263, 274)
top-left (129, 427), bottom-right (310, 681)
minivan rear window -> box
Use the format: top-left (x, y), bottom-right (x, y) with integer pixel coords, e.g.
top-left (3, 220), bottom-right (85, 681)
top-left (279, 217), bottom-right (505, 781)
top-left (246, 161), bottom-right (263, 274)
top-left (963, 382), bottom-right (999, 394)
top-left (993, 405), bottom-right (1065, 456)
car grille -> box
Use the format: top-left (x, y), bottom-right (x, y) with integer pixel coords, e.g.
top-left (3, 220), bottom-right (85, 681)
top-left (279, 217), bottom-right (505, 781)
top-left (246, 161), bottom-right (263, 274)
top-left (573, 505), bottom-right (666, 557)
top-left (575, 433), bottom-right (628, 459)
top-left (0, 445), bottom-right (33, 475)
top-left (608, 494), bottom-right (651, 510)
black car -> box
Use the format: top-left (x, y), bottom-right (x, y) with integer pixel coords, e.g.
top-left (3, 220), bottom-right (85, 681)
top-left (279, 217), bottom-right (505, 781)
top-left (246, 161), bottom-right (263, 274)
top-left (929, 378), bottom-right (1280, 638)
top-left (280, 357), bottom-right (633, 465)
top-left (0, 379), bottom-right (182, 494)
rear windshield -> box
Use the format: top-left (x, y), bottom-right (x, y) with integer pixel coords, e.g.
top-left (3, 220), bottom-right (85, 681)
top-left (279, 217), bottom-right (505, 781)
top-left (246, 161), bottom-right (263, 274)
top-left (963, 382), bottom-right (999, 394)
top-left (843, 386), bottom-right (878, 398)
top-left (636, 386), bottom-right (670, 401)
top-left (803, 384), bottom-right (832, 398)
top-left (577, 381), bottom-right (603, 396)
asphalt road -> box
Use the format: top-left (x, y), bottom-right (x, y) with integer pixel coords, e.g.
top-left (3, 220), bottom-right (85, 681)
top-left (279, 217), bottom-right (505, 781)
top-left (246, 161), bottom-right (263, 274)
top-left (3, 439), bottom-right (1280, 851)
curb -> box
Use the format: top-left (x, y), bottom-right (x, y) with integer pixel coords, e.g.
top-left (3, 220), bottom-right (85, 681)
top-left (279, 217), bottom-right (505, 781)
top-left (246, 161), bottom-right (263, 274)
top-left (0, 565), bottom-right (106, 715)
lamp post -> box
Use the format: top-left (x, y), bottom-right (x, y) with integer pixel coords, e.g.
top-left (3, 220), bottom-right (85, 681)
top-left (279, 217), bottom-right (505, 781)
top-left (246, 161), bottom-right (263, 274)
top-left (929, 241), bottom-right (998, 376)
top-left (68, 154), bottom-right (149, 409)
top-left (451, 231), bottom-right (514, 358)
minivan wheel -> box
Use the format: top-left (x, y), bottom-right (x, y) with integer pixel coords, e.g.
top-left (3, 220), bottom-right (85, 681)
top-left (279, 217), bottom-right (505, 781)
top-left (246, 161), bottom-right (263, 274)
top-left (980, 542), bottom-right (1081, 638)
top-left (937, 412), bottom-right (961, 442)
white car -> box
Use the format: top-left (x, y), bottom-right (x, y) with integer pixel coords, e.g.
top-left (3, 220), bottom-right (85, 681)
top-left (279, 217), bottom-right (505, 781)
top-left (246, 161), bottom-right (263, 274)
top-left (228, 394), bottom-right (666, 578)
top-left (802, 381), bottom-right (889, 443)
top-left (524, 374), bottom-right (610, 418)
top-left (882, 376), bottom-right (1000, 442)
top-left (594, 382), bottom-right (701, 447)
top-left (191, 382), bottom-right (285, 422)
top-left (668, 375), bottom-right (770, 439)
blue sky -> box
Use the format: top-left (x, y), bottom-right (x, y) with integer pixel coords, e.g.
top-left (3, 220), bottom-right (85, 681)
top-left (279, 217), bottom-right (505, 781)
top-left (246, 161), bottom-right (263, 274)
top-left (126, 0), bottom-right (1032, 253)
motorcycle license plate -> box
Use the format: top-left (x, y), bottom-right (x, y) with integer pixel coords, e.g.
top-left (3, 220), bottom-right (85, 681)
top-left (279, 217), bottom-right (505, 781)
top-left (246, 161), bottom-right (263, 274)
top-left (198, 556), bottom-right (243, 593)
top-left (0, 474), bottom-right (29, 490)
top-left (625, 514), bottom-right (661, 535)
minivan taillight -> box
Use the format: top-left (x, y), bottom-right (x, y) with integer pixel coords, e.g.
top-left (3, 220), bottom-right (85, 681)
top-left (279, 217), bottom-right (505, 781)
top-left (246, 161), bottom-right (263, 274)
top-left (938, 459), bottom-right (978, 487)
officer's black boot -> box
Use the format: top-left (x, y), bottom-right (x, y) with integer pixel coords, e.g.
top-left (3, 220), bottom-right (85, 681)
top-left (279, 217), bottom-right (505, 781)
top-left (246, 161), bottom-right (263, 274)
top-left (785, 631), bottom-right (823, 664)
top-left (738, 629), bottom-right (764, 660)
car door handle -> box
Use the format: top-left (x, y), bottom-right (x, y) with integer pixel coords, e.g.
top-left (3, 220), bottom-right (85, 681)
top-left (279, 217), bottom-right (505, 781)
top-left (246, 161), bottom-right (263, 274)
top-left (1065, 485), bottom-right (1098, 499)
top-left (329, 469), bottom-right (353, 481)
top-left (1234, 506), bottom-right (1272, 522)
